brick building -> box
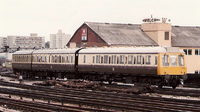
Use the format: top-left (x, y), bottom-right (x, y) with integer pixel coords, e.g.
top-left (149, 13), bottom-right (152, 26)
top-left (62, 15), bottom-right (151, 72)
top-left (67, 22), bottom-right (158, 48)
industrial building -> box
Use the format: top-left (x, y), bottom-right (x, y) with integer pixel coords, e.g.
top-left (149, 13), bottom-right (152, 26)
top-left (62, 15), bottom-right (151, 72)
top-left (67, 18), bottom-right (200, 74)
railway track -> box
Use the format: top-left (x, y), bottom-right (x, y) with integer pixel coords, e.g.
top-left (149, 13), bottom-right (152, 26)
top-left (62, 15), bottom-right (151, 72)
top-left (0, 96), bottom-right (100, 112)
top-left (154, 87), bottom-right (200, 97)
top-left (0, 81), bottom-right (200, 111)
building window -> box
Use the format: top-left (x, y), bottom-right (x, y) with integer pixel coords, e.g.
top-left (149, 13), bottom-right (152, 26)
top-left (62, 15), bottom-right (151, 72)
top-left (165, 32), bottom-right (169, 40)
top-left (81, 28), bottom-right (87, 42)
top-left (195, 49), bottom-right (200, 55)
top-left (184, 49), bottom-right (192, 55)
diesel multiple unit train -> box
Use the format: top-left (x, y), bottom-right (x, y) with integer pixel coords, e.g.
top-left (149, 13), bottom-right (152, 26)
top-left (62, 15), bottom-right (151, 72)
top-left (12, 47), bottom-right (187, 88)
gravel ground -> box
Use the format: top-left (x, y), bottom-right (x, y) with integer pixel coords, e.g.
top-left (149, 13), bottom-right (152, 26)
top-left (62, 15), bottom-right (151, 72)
top-left (0, 75), bottom-right (43, 112)
top-left (1, 74), bottom-right (200, 111)
top-left (0, 106), bottom-right (21, 112)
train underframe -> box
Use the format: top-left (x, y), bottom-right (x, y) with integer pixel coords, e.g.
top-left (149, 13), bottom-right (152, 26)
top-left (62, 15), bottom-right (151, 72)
top-left (14, 69), bottom-right (184, 89)
top-left (76, 73), bottom-right (184, 89)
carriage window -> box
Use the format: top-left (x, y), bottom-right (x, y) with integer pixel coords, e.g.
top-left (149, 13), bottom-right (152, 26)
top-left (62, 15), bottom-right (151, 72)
top-left (114, 55), bottom-right (116, 64)
top-left (104, 55), bottom-right (108, 64)
top-left (137, 55), bottom-right (141, 64)
top-left (71, 56), bottom-right (74, 63)
top-left (162, 55), bottom-right (169, 66)
top-left (38, 56), bottom-right (41, 62)
top-left (93, 56), bottom-right (95, 63)
top-left (124, 56), bottom-right (128, 64)
top-left (142, 56), bottom-right (145, 65)
top-left (49, 56), bottom-right (51, 63)
top-left (52, 56), bottom-right (54, 62)
top-left (178, 55), bottom-right (184, 66)
top-left (120, 55), bottom-right (124, 64)
top-left (59, 55), bottom-right (62, 63)
top-left (146, 55), bottom-right (151, 65)
top-left (22, 56), bottom-right (24, 62)
top-left (55, 56), bottom-right (58, 63)
top-left (83, 55), bottom-right (86, 63)
top-left (108, 56), bottom-right (112, 64)
top-left (44, 56), bottom-right (47, 62)
top-left (68, 55), bottom-right (71, 63)
top-left (101, 56), bottom-right (103, 64)
top-left (128, 55), bottom-right (133, 64)
top-left (133, 56), bottom-right (136, 64)
top-left (155, 56), bottom-right (158, 65)
top-left (170, 55), bottom-right (177, 66)
top-left (41, 56), bottom-right (45, 62)
top-left (108, 56), bottom-right (111, 64)
top-left (66, 56), bottom-right (69, 63)
top-left (111, 56), bottom-right (113, 64)
top-left (117, 56), bottom-right (120, 64)
top-left (61, 56), bottom-right (65, 63)
top-left (96, 55), bottom-right (99, 63)
top-left (26, 56), bottom-right (28, 62)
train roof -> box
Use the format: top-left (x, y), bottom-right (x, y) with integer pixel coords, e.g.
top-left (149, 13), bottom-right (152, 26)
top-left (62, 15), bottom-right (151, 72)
top-left (13, 48), bottom-right (81, 55)
top-left (13, 50), bottom-right (35, 55)
top-left (79, 47), bottom-right (184, 54)
top-left (33, 48), bottom-right (80, 54)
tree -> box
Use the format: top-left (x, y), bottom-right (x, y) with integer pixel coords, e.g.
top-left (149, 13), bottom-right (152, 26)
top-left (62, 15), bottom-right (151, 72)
top-left (45, 41), bottom-right (50, 48)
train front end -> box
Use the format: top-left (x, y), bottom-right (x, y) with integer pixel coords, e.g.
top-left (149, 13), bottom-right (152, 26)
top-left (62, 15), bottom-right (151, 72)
top-left (157, 48), bottom-right (187, 88)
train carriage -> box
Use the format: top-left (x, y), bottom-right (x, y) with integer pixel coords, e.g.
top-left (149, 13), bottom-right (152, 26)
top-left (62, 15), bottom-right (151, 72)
top-left (12, 50), bottom-right (34, 72)
top-left (12, 48), bottom-right (81, 78)
top-left (78, 47), bottom-right (187, 88)
top-left (12, 46), bottom-right (187, 88)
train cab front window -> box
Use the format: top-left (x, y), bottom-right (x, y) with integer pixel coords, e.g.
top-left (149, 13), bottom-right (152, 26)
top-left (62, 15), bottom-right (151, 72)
top-left (162, 55), bottom-right (169, 66)
top-left (178, 55), bottom-right (185, 66)
top-left (170, 55), bottom-right (177, 66)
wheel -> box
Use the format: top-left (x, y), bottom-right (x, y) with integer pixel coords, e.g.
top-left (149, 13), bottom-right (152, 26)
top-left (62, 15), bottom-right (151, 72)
top-left (108, 80), bottom-right (112, 84)
top-left (172, 86), bottom-right (177, 89)
top-left (158, 85), bottom-right (163, 88)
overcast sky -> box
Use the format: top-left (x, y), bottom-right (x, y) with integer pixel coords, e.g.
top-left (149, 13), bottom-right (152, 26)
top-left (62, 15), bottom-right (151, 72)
top-left (0, 0), bottom-right (199, 41)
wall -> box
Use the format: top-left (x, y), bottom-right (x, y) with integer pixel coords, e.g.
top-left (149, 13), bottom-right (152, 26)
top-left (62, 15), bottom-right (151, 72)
top-left (141, 23), bottom-right (171, 47)
top-left (180, 47), bottom-right (200, 74)
top-left (68, 24), bottom-right (107, 48)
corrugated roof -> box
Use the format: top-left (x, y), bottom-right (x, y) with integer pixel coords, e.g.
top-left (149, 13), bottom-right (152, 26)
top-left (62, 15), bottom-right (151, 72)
top-left (85, 22), bottom-right (158, 46)
top-left (171, 26), bottom-right (200, 47)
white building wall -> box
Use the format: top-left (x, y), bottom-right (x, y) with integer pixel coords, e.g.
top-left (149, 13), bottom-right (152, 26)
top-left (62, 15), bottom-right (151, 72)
top-left (0, 37), bottom-right (8, 48)
top-left (50, 30), bottom-right (71, 49)
top-left (7, 34), bottom-right (45, 49)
